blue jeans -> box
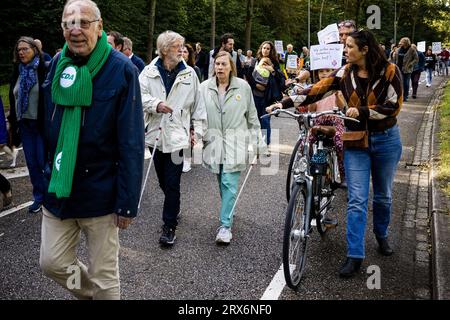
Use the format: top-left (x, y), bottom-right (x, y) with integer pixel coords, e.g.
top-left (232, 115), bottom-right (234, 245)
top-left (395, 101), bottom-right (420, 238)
top-left (152, 148), bottom-right (183, 229)
top-left (344, 125), bottom-right (402, 259)
top-left (425, 68), bottom-right (433, 85)
top-left (253, 95), bottom-right (271, 145)
top-left (217, 166), bottom-right (241, 228)
top-left (20, 119), bottom-right (45, 204)
top-left (402, 73), bottom-right (411, 100)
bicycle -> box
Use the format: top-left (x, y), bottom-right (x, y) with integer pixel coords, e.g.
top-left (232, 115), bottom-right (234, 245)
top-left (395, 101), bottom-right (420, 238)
top-left (263, 108), bottom-right (358, 290)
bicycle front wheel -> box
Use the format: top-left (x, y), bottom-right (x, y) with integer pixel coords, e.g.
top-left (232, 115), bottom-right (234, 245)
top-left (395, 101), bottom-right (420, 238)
top-left (286, 139), bottom-right (304, 202)
top-left (283, 183), bottom-right (310, 290)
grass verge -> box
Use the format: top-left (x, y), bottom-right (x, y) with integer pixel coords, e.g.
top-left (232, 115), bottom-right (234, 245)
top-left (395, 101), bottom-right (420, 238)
top-left (438, 79), bottom-right (450, 197)
top-left (0, 84), bottom-right (9, 112)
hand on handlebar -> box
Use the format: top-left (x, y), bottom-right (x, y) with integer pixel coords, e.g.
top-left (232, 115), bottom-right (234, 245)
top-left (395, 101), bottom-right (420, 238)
top-left (266, 103), bottom-right (282, 114)
top-left (345, 107), bottom-right (360, 118)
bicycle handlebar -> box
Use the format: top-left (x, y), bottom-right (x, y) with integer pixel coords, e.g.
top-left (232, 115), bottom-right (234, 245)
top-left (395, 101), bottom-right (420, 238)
top-left (261, 108), bottom-right (360, 123)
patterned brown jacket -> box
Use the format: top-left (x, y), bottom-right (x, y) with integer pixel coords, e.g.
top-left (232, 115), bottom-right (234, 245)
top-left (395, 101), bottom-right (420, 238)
top-left (281, 63), bottom-right (403, 132)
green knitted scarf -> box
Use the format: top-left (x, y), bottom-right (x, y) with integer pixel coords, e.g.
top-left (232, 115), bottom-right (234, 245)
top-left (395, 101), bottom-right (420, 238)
top-left (49, 31), bottom-right (111, 198)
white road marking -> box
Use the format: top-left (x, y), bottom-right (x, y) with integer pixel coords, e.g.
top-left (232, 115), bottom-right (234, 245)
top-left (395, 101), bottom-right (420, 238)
top-left (0, 201), bottom-right (34, 218)
top-left (0, 166), bottom-right (29, 179)
top-left (260, 264), bottom-right (286, 300)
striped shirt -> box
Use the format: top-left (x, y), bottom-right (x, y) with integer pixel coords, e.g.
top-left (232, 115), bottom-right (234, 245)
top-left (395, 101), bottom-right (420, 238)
top-left (282, 63), bottom-right (403, 132)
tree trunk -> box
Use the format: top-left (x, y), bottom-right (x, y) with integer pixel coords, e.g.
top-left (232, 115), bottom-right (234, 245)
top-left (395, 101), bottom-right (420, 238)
top-left (319, 0), bottom-right (325, 30)
top-left (244, 0), bottom-right (254, 50)
top-left (210, 0), bottom-right (216, 49)
top-left (146, 0), bottom-right (157, 62)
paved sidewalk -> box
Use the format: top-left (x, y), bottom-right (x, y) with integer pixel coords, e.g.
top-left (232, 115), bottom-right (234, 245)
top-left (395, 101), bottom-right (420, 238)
top-left (430, 79), bottom-right (450, 299)
top-left (407, 76), bottom-right (449, 300)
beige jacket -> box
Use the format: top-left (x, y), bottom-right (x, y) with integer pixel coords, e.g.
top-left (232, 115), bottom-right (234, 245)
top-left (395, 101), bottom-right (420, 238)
top-left (139, 58), bottom-right (206, 153)
top-left (199, 76), bottom-right (265, 174)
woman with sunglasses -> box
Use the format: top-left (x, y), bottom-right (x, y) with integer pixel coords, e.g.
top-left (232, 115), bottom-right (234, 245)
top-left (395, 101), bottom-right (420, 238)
top-left (267, 30), bottom-right (403, 278)
top-left (9, 36), bottom-right (47, 213)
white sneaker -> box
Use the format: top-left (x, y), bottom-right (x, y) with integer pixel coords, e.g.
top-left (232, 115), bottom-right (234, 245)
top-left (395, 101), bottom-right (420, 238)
top-left (182, 159), bottom-right (191, 173)
top-left (10, 149), bottom-right (19, 168)
top-left (215, 226), bottom-right (232, 244)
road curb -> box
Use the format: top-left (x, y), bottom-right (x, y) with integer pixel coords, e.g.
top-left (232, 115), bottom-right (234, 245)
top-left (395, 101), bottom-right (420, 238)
top-left (429, 78), bottom-right (450, 300)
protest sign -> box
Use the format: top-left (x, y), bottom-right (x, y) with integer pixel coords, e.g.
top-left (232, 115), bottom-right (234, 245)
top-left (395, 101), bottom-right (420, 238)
top-left (310, 44), bottom-right (344, 70)
top-left (317, 23), bottom-right (340, 45)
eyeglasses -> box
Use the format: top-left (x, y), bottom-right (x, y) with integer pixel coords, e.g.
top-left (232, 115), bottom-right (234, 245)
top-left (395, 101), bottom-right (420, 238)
top-left (16, 47), bottom-right (31, 53)
top-left (338, 20), bottom-right (356, 29)
top-left (61, 19), bottom-right (100, 31)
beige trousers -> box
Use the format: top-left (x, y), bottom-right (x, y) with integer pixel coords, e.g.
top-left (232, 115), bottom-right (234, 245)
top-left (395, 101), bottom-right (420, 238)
top-left (40, 207), bottom-right (120, 300)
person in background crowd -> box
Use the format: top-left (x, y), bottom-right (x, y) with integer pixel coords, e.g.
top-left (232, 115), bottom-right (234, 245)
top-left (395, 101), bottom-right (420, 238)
top-left (122, 37), bottom-right (145, 73)
top-left (39, 0), bottom-right (144, 300)
top-left (34, 39), bottom-right (52, 68)
top-left (207, 33), bottom-right (243, 79)
top-left (243, 49), bottom-right (256, 80)
top-left (181, 43), bottom-right (202, 173)
top-left (0, 96), bottom-right (14, 209)
top-left (411, 44), bottom-right (425, 99)
top-left (199, 50), bottom-right (265, 244)
top-left (107, 30), bottom-right (124, 52)
top-left (139, 31), bottom-right (206, 247)
top-left (283, 44), bottom-right (298, 78)
top-left (437, 47), bottom-right (449, 76)
top-left (247, 41), bottom-right (285, 152)
top-left (338, 20), bottom-right (357, 66)
top-left (394, 37), bottom-right (418, 102)
top-left (1, 95), bottom-right (19, 168)
top-left (195, 42), bottom-right (208, 82)
top-left (9, 36), bottom-right (46, 213)
top-left (424, 48), bottom-right (437, 87)
top-left (267, 30), bottom-right (403, 278)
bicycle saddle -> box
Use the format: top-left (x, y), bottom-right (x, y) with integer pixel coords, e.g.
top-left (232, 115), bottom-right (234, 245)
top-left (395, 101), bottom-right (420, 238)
top-left (311, 125), bottom-right (336, 138)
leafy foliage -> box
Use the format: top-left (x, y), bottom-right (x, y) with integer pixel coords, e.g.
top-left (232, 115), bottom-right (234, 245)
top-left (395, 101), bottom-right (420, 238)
top-left (0, 0), bottom-right (449, 83)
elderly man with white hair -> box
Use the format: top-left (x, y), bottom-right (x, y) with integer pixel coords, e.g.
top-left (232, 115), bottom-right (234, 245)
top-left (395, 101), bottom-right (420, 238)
top-left (139, 30), bottom-right (206, 247)
top-left (39, 0), bottom-right (144, 299)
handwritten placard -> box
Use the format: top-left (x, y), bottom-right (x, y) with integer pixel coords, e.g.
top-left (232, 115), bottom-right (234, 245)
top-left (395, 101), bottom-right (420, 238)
top-left (286, 54), bottom-right (298, 69)
top-left (432, 42), bottom-right (442, 54)
top-left (274, 40), bottom-right (284, 54)
top-left (317, 23), bottom-right (340, 45)
top-left (310, 44), bottom-right (344, 71)
top-left (417, 41), bottom-right (426, 52)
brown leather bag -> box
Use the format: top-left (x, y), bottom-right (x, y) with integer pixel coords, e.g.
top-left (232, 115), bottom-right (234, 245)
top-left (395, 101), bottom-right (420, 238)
top-left (342, 130), bottom-right (369, 149)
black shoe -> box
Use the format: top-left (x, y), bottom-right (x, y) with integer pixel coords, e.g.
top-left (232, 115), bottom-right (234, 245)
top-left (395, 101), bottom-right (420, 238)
top-left (159, 225), bottom-right (176, 246)
top-left (323, 217), bottom-right (338, 229)
top-left (376, 236), bottom-right (393, 256)
top-left (28, 201), bottom-right (42, 213)
top-left (412, 95), bottom-right (417, 99)
top-left (339, 257), bottom-right (362, 278)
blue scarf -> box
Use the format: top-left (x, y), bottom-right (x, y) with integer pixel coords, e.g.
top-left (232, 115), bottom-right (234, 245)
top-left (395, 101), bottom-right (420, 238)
top-left (18, 56), bottom-right (40, 119)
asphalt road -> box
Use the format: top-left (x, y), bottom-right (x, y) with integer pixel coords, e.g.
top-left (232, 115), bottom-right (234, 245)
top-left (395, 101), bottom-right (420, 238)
top-left (0, 74), bottom-right (445, 300)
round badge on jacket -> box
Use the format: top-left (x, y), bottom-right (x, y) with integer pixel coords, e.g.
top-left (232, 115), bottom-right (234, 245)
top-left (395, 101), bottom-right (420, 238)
top-left (55, 152), bottom-right (62, 171)
top-left (60, 66), bottom-right (77, 88)
top-left (236, 94), bottom-right (242, 101)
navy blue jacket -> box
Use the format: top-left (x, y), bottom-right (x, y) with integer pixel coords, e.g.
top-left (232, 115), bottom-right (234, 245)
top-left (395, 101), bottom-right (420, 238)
top-left (131, 54), bottom-right (145, 73)
top-left (42, 49), bottom-right (144, 219)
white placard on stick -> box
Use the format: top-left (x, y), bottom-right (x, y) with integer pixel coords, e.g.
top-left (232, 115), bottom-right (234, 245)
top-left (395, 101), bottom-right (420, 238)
top-left (274, 40), bottom-right (284, 54)
top-left (317, 23), bottom-right (340, 45)
top-left (310, 44), bottom-right (344, 71)
top-left (286, 54), bottom-right (298, 69)
top-left (417, 41), bottom-right (426, 52)
top-left (432, 42), bottom-right (442, 54)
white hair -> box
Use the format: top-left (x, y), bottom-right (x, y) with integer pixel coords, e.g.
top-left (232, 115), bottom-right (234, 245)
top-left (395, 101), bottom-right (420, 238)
top-left (156, 31), bottom-right (184, 59)
top-left (63, 0), bottom-right (101, 19)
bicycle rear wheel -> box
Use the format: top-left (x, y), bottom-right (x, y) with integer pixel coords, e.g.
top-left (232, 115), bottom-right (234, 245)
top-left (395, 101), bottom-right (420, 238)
top-left (283, 183), bottom-right (310, 290)
top-left (286, 139), bottom-right (304, 202)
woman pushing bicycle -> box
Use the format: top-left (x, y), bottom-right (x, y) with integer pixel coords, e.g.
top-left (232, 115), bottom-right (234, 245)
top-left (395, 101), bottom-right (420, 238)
top-left (267, 30), bottom-right (404, 278)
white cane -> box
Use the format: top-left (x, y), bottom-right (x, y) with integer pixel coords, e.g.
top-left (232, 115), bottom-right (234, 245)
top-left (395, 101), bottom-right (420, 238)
top-left (138, 115), bottom-right (165, 209)
top-left (227, 153), bottom-right (258, 221)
